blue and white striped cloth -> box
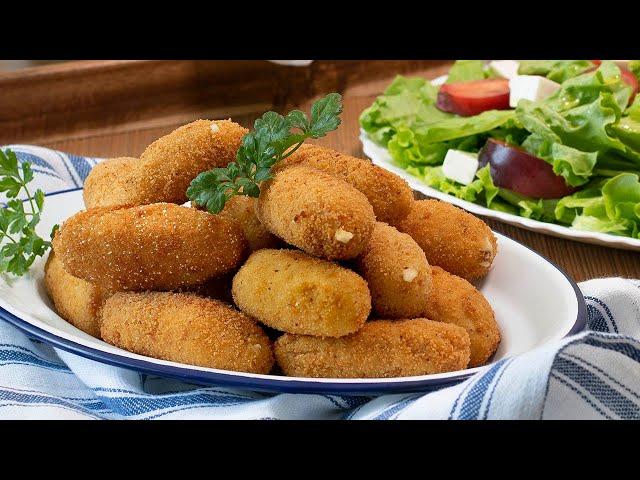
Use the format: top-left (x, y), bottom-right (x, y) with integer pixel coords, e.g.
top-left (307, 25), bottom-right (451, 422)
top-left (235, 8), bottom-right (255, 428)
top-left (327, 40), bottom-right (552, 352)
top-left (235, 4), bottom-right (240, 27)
top-left (1, 145), bottom-right (639, 420)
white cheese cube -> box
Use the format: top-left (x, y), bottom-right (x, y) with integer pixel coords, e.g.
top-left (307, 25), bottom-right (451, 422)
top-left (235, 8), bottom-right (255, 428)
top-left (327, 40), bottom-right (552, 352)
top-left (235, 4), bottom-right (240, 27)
top-left (442, 150), bottom-right (479, 186)
top-left (489, 60), bottom-right (520, 80)
top-left (509, 75), bottom-right (561, 108)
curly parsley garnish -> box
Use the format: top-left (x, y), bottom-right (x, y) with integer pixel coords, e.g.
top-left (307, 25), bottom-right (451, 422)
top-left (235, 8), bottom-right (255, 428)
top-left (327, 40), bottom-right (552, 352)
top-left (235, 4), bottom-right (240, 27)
top-left (0, 148), bottom-right (53, 276)
top-left (187, 93), bottom-right (343, 214)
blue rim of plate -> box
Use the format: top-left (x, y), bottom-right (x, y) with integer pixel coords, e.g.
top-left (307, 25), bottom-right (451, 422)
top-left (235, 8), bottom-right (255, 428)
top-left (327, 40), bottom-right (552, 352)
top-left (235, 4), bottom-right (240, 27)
top-left (0, 187), bottom-right (588, 395)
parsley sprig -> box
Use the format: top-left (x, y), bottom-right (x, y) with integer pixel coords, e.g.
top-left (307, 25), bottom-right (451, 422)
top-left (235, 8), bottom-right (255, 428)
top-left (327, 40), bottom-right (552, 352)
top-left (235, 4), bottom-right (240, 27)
top-left (0, 148), bottom-right (53, 276)
top-left (187, 93), bottom-right (343, 213)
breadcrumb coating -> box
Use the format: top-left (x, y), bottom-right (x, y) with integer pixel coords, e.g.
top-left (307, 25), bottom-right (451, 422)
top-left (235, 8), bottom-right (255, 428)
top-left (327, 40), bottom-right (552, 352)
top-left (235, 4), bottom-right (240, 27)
top-left (53, 203), bottom-right (247, 291)
top-left (356, 222), bottom-right (432, 318)
top-left (100, 292), bottom-right (274, 374)
top-left (217, 196), bottom-right (281, 252)
top-left (83, 120), bottom-right (247, 208)
top-left (426, 266), bottom-right (500, 367)
top-left (232, 249), bottom-right (371, 337)
top-left (280, 143), bottom-right (414, 225)
top-left (44, 251), bottom-right (110, 338)
top-left (256, 165), bottom-right (375, 260)
top-left (397, 200), bottom-right (497, 281)
top-left (275, 319), bottom-right (471, 378)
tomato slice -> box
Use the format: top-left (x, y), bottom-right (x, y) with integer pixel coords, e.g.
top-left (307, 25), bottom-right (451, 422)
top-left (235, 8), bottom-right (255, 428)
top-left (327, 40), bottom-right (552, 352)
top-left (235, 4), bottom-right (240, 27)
top-left (436, 78), bottom-right (511, 116)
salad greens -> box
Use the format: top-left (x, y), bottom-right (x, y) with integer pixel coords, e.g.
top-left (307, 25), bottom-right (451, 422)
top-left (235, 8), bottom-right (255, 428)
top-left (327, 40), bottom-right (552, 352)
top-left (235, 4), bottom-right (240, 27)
top-left (360, 60), bottom-right (640, 239)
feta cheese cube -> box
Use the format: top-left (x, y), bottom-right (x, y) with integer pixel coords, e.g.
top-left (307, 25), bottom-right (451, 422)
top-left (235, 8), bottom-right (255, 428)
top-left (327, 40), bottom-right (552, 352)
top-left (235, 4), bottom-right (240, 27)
top-left (489, 60), bottom-right (520, 80)
top-left (442, 150), bottom-right (479, 186)
top-left (509, 75), bottom-right (561, 108)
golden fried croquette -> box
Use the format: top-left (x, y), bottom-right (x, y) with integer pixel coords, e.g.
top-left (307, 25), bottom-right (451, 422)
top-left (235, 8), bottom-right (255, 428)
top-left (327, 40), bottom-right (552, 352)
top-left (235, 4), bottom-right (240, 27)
top-left (426, 266), bottom-right (500, 367)
top-left (100, 292), bottom-right (274, 374)
top-left (356, 222), bottom-right (432, 318)
top-left (217, 196), bottom-right (281, 252)
top-left (232, 249), bottom-right (371, 337)
top-left (44, 251), bottom-right (110, 337)
top-left (397, 199), bottom-right (497, 281)
top-left (275, 319), bottom-right (470, 378)
top-left (53, 203), bottom-right (246, 291)
top-left (256, 166), bottom-right (375, 260)
top-left (280, 143), bottom-right (414, 225)
top-left (83, 120), bottom-right (247, 208)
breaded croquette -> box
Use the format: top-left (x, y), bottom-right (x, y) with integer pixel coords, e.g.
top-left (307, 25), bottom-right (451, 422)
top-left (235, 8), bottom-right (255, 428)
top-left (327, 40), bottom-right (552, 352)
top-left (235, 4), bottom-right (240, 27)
top-left (83, 120), bottom-right (247, 208)
top-left (53, 203), bottom-right (246, 291)
top-left (232, 249), bottom-right (371, 337)
top-left (100, 292), bottom-right (274, 374)
top-left (397, 200), bottom-right (497, 281)
top-left (356, 222), bottom-right (432, 318)
top-left (256, 166), bottom-right (375, 260)
top-left (217, 196), bottom-right (281, 252)
top-left (280, 143), bottom-right (414, 225)
top-left (426, 266), bottom-right (500, 367)
top-left (44, 251), bottom-right (110, 337)
top-left (275, 319), bottom-right (471, 378)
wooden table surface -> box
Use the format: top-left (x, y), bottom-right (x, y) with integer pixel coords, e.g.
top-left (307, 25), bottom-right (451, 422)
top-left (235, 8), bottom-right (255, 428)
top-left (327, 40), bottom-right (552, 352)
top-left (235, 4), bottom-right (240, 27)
top-left (1, 60), bottom-right (637, 282)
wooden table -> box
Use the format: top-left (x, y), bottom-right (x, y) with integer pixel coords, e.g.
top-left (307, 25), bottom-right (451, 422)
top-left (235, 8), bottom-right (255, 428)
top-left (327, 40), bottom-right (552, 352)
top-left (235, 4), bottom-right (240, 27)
top-left (0, 60), bottom-right (637, 282)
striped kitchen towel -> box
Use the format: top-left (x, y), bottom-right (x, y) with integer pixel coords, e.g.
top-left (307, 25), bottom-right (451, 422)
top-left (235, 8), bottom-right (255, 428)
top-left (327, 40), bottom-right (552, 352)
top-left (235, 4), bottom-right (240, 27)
top-left (0, 145), bottom-right (638, 420)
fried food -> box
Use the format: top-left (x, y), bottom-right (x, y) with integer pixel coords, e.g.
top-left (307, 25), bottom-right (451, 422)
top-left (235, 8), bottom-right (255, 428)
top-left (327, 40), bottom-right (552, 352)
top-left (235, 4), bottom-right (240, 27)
top-left (279, 143), bottom-right (414, 225)
top-left (44, 251), bottom-right (110, 338)
top-left (356, 222), bottom-right (431, 318)
top-left (256, 165), bottom-right (375, 260)
top-left (232, 249), bottom-right (371, 337)
top-left (397, 199), bottom-right (497, 281)
top-left (100, 292), bottom-right (274, 374)
top-left (275, 319), bottom-right (470, 378)
top-left (426, 266), bottom-right (500, 367)
top-left (83, 120), bottom-right (247, 208)
top-left (53, 203), bottom-right (246, 291)
top-left (217, 196), bottom-right (281, 252)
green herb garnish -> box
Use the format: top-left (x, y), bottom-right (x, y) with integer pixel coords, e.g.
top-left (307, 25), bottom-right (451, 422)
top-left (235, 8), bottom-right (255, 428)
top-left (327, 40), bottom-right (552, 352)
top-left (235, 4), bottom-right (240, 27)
top-left (187, 93), bottom-right (343, 213)
top-left (0, 148), bottom-right (53, 276)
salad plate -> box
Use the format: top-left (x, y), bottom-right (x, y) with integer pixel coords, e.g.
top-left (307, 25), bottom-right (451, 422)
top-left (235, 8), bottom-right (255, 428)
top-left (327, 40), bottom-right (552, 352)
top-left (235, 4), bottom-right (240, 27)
top-left (0, 188), bottom-right (586, 395)
top-left (360, 61), bottom-right (640, 251)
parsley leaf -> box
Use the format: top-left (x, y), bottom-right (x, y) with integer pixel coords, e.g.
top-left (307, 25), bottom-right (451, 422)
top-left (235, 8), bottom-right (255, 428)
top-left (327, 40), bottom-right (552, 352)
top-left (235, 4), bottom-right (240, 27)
top-left (187, 93), bottom-right (343, 213)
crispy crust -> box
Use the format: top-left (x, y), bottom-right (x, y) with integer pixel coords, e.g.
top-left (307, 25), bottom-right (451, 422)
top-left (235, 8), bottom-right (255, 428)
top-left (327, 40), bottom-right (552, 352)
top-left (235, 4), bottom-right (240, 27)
top-left (426, 266), bottom-right (500, 367)
top-left (275, 319), bottom-right (470, 378)
top-left (100, 292), bottom-right (274, 374)
top-left (83, 120), bottom-right (247, 208)
top-left (52, 203), bottom-right (247, 291)
top-left (217, 196), bottom-right (281, 252)
top-left (397, 200), bottom-right (497, 281)
top-left (279, 144), bottom-right (414, 225)
top-left (232, 249), bottom-right (371, 337)
top-left (356, 222), bottom-right (432, 318)
top-left (256, 165), bottom-right (375, 260)
top-left (44, 251), bottom-right (110, 338)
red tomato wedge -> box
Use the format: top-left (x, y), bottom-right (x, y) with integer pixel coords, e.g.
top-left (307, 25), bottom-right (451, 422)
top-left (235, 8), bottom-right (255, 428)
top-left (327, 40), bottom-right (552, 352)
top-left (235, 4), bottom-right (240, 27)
top-left (436, 79), bottom-right (511, 117)
top-left (478, 139), bottom-right (579, 199)
top-left (591, 60), bottom-right (601, 66)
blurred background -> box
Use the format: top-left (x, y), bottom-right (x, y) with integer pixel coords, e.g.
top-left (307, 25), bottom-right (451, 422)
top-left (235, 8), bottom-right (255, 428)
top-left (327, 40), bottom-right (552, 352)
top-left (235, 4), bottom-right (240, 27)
top-left (0, 60), bottom-right (66, 72)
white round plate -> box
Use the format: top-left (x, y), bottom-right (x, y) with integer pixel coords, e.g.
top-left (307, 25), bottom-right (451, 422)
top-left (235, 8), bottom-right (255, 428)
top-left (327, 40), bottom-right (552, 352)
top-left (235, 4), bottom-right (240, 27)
top-left (360, 73), bottom-right (640, 252)
top-left (0, 188), bottom-right (586, 395)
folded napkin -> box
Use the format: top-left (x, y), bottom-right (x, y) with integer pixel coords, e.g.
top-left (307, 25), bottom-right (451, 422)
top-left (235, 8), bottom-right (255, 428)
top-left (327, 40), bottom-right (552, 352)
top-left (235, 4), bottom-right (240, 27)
top-left (0, 145), bottom-right (639, 420)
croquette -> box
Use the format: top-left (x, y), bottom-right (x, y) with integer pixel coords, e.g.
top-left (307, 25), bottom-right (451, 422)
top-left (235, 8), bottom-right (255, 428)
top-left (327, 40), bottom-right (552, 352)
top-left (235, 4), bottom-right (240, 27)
top-left (232, 249), bottom-right (371, 337)
top-left (397, 199), bottom-right (497, 281)
top-left (280, 143), bottom-right (414, 225)
top-left (256, 165), bottom-right (375, 260)
top-left (275, 319), bottom-right (471, 378)
top-left (53, 203), bottom-right (247, 291)
top-left (356, 222), bottom-right (432, 318)
top-left (217, 196), bottom-right (281, 252)
top-left (100, 292), bottom-right (274, 374)
top-left (44, 251), bottom-right (110, 337)
top-left (83, 120), bottom-right (247, 208)
top-left (426, 266), bottom-right (500, 367)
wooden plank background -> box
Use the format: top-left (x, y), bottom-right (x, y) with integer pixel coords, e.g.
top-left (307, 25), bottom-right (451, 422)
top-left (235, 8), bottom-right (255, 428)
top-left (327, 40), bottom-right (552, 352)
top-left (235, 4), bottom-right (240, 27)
top-left (0, 60), bottom-right (637, 282)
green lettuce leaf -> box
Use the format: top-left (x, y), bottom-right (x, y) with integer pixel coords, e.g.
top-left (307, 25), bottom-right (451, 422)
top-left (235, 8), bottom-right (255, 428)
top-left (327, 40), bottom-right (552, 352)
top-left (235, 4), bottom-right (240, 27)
top-left (446, 60), bottom-right (487, 83)
top-left (517, 60), bottom-right (594, 83)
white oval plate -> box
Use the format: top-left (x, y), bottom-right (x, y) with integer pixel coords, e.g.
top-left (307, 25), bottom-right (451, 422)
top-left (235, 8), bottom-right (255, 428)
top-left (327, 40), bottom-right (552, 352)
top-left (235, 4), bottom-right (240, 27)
top-left (360, 73), bottom-right (640, 252)
top-left (0, 188), bottom-right (586, 395)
